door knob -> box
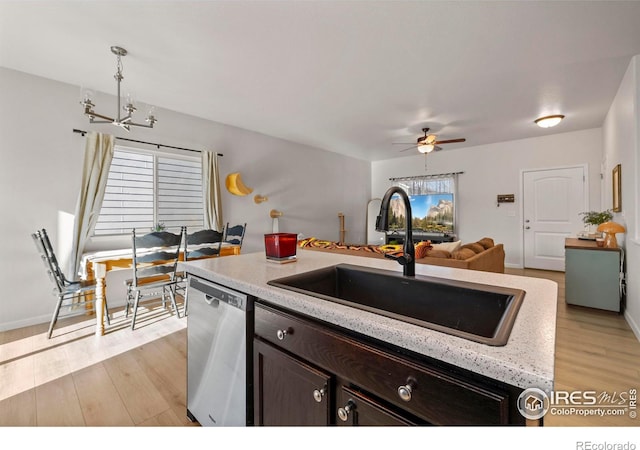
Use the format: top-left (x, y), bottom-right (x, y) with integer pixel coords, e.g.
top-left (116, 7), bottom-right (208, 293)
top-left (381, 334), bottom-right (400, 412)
top-left (525, 219), bottom-right (530, 223)
top-left (525, 226), bottom-right (531, 230)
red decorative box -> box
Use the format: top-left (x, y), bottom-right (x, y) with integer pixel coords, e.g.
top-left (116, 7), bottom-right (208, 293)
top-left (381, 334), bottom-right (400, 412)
top-left (264, 233), bottom-right (298, 261)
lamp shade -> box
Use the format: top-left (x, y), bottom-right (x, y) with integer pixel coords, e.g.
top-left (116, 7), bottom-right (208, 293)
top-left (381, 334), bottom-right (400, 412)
top-left (596, 221), bottom-right (625, 248)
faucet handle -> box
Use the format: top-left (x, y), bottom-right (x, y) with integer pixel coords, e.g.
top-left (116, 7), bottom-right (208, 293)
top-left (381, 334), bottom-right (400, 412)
top-left (384, 252), bottom-right (411, 265)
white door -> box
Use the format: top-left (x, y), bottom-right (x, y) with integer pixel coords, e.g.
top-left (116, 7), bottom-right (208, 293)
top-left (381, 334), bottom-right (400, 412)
top-left (523, 167), bottom-right (586, 271)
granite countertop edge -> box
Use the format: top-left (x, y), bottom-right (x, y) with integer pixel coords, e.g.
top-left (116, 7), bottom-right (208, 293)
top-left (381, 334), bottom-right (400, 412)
top-left (181, 251), bottom-right (557, 391)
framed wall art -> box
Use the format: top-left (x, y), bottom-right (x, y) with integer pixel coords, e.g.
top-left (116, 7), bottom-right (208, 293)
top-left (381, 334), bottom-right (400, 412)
top-left (612, 164), bottom-right (621, 212)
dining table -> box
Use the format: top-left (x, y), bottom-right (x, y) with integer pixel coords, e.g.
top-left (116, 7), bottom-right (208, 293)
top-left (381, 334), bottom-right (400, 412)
top-left (81, 243), bottom-right (241, 335)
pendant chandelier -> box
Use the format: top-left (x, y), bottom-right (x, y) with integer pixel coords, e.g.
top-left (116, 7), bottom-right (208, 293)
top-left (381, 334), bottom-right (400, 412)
top-left (81, 46), bottom-right (157, 131)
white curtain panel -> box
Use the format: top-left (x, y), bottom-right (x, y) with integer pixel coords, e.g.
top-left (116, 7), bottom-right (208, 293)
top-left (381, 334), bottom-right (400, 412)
top-left (69, 131), bottom-right (114, 278)
top-left (202, 151), bottom-right (223, 232)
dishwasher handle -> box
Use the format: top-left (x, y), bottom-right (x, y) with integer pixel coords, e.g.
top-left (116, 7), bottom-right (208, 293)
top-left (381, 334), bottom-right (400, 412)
top-left (189, 276), bottom-right (249, 311)
top-left (204, 294), bottom-right (219, 307)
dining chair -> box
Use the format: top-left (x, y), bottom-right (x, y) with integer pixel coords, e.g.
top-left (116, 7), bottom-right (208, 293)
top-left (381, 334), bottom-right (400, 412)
top-left (177, 226), bottom-right (225, 315)
top-left (124, 228), bottom-right (183, 330)
top-left (223, 222), bottom-right (247, 248)
top-left (32, 228), bottom-right (110, 339)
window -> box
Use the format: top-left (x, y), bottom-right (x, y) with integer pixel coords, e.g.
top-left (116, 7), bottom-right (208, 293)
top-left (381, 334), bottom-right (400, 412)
top-left (94, 147), bottom-right (203, 235)
top-left (390, 173), bottom-right (459, 234)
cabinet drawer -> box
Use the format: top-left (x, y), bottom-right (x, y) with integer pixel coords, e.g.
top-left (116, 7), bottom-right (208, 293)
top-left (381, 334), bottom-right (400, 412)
top-left (255, 302), bottom-right (511, 425)
top-left (336, 385), bottom-right (421, 426)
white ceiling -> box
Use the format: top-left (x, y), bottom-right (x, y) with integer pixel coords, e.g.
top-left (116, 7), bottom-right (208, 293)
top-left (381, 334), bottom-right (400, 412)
top-left (2, 1), bottom-right (640, 161)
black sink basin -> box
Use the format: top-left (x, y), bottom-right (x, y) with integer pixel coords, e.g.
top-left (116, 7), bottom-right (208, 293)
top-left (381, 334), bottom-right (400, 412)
top-left (268, 264), bottom-right (525, 346)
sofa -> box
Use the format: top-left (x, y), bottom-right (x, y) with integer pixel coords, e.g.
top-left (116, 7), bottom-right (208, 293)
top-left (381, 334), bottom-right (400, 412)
top-left (298, 237), bottom-right (505, 273)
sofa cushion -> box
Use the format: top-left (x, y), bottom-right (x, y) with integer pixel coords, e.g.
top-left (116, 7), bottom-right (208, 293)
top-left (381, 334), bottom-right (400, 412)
top-left (461, 242), bottom-right (484, 254)
top-left (431, 240), bottom-right (461, 253)
top-left (452, 248), bottom-right (476, 260)
top-left (477, 237), bottom-right (495, 249)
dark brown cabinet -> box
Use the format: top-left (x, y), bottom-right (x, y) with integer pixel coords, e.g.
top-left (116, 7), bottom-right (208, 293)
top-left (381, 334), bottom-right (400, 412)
top-left (253, 338), bottom-right (332, 426)
top-left (253, 301), bottom-right (526, 426)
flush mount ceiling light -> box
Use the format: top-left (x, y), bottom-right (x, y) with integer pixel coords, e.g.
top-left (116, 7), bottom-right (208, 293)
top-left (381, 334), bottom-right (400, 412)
top-left (81, 46), bottom-right (157, 131)
top-left (534, 114), bottom-right (564, 128)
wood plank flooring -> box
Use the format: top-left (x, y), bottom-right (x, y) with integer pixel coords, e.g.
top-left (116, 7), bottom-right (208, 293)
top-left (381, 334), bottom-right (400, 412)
top-left (0, 301), bottom-right (194, 426)
top-left (505, 268), bottom-right (640, 427)
top-left (1, 270), bottom-right (639, 427)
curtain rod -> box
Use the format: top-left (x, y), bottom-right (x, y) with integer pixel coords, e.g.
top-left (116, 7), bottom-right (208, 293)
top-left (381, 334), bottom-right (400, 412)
top-left (72, 128), bottom-right (223, 157)
top-left (389, 171), bottom-right (463, 181)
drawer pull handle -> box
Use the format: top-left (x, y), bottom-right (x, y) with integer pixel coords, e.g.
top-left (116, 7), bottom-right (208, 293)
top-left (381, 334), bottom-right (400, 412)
top-left (397, 377), bottom-right (417, 402)
top-left (313, 387), bottom-right (326, 403)
top-left (337, 400), bottom-right (356, 422)
top-left (276, 327), bottom-right (292, 340)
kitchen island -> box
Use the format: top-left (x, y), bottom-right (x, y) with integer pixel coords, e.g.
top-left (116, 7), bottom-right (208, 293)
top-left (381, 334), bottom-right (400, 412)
top-left (181, 250), bottom-right (557, 392)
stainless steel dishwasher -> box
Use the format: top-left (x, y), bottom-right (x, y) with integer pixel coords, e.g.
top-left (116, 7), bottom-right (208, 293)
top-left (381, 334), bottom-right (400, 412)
top-left (186, 274), bottom-right (254, 426)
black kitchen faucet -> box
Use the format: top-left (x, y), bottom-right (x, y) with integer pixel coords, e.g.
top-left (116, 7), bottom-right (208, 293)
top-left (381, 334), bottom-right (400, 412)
top-left (376, 186), bottom-right (415, 277)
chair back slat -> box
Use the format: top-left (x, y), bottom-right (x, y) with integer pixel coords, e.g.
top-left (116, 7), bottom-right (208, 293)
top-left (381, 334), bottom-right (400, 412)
top-left (186, 229), bottom-right (223, 246)
top-left (223, 223), bottom-right (246, 246)
top-left (183, 226), bottom-right (224, 261)
top-left (132, 228), bottom-right (182, 287)
top-left (32, 230), bottom-right (66, 292)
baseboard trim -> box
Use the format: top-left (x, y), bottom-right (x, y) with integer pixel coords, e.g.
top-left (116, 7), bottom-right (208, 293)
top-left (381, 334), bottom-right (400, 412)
top-left (0, 313), bottom-right (50, 332)
top-left (624, 310), bottom-right (640, 343)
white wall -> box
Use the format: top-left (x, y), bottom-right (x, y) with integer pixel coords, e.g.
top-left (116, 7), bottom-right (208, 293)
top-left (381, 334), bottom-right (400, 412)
top-left (602, 55), bottom-right (640, 340)
top-left (0, 67), bottom-right (370, 331)
top-left (372, 128), bottom-right (603, 268)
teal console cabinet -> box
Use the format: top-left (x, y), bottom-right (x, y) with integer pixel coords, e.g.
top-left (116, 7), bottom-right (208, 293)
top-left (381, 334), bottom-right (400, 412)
top-left (565, 238), bottom-right (622, 312)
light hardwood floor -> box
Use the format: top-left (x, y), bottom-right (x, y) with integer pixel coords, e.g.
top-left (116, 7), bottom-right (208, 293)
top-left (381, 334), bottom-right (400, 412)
top-left (505, 268), bottom-right (640, 427)
top-left (1, 270), bottom-right (639, 427)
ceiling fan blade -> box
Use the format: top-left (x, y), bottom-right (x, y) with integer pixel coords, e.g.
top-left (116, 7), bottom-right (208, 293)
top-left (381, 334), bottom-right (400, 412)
top-left (398, 145), bottom-right (418, 152)
top-left (392, 142), bottom-right (416, 145)
top-left (434, 138), bottom-right (466, 145)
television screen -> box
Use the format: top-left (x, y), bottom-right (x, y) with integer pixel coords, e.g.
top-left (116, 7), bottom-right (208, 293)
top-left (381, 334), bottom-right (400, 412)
top-left (388, 193), bottom-right (454, 233)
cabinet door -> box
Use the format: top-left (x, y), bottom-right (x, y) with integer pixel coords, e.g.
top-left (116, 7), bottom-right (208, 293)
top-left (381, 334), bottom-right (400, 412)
top-left (336, 386), bottom-right (422, 426)
top-left (254, 339), bottom-right (332, 426)
top-left (566, 248), bottom-right (621, 312)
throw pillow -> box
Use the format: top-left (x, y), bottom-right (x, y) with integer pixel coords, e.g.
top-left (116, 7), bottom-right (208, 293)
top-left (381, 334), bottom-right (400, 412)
top-left (432, 240), bottom-right (461, 253)
top-left (452, 248), bottom-right (476, 260)
top-left (415, 241), bottom-right (433, 259)
top-left (426, 249), bottom-right (451, 259)
top-left (461, 243), bottom-right (484, 254)
top-left (477, 237), bottom-right (495, 249)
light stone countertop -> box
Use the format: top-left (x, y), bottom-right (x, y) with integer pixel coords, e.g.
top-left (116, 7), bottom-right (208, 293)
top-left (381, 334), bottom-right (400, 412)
top-left (181, 250), bottom-right (557, 391)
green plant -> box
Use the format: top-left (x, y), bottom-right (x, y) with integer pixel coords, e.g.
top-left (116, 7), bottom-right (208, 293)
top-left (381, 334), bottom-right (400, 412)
top-left (152, 222), bottom-right (166, 232)
top-left (579, 210), bottom-right (613, 226)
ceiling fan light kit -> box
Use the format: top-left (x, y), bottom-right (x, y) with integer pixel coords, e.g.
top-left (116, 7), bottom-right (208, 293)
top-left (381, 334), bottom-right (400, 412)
top-left (395, 127), bottom-right (466, 154)
top-left (418, 143), bottom-right (435, 153)
top-left (81, 46), bottom-right (157, 132)
top-left (534, 114), bottom-right (564, 128)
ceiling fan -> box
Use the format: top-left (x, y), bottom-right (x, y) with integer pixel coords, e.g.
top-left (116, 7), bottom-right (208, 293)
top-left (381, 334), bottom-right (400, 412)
top-left (394, 128), bottom-right (466, 153)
